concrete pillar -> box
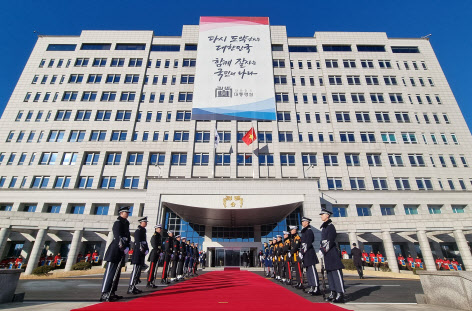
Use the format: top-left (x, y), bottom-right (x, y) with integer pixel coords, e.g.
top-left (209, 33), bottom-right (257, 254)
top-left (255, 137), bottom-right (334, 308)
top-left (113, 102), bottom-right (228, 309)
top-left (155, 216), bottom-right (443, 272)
top-left (453, 229), bottom-right (472, 271)
top-left (0, 227), bottom-right (11, 258)
top-left (382, 230), bottom-right (399, 273)
top-left (65, 230), bottom-right (83, 271)
top-left (24, 229), bottom-right (47, 275)
top-left (417, 230), bottom-right (436, 271)
top-left (349, 231), bottom-right (359, 249)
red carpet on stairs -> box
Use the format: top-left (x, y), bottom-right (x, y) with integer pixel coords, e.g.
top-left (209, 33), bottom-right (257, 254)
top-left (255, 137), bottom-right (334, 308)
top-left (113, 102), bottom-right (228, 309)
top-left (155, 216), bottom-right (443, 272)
top-left (73, 271), bottom-right (351, 311)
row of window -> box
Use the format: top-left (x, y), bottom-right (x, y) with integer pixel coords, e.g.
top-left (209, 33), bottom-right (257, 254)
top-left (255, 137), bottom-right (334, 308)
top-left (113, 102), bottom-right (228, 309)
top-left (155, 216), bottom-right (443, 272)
top-left (15, 109), bottom-right (191, 122)
top-left (272, 44), bottom-right (420, 54)
top-left (276, 92), bottom-right (442, 105)
top-left (23, 90), bottom-right (193, 103)
top-left (39, 57), bottom-right (196, 69)
top-left (278, 110), bottom-right (451, 125)
top-left (5, 127), bottom-right (460, 146)
top-left (31, 73), bottom-right (195, 86)
top-left (0, 202), bottom-right (136, 216)
top-left (331, 204), bottom-right (466, 218)
top-left (274, 59), bottom-right (428, 71)
top-left (275, 74), bottom-right (434, 87)
top-left (0, 149), bottom-right (468, 171)
top-left (1, 173), bottom-right (469, 192)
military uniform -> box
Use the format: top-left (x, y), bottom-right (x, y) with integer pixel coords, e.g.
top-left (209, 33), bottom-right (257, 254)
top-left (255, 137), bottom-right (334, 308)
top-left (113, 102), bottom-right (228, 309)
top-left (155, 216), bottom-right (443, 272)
top-left (184, 241), bottom-right (191, 276)
top-left (282, 232), bottom-right (292, 284)
top-left (147, 225), bottom-right (163, 287)
top-left (128, 217), bottom-right (149, 294)
top-left (264, 242), bottom-right (273, 277)
top-left (300, 217), bottom-right (320, 296)
top-left (276, 236), bottom-right (284, 281)
top-left (271, 238), bottom-right (278, 278)
top-left (290, 230), bottom-right (303, 288)
top-left (161, 231), bottom-right (174, 283)
top-left (177, 237), bottom-right (187, 279)
top-left (100, 207), bottom-right (131, 302)
top-left (320, 209), bottom-right (345, 303)
top-left (170, 235), bottom-right (181, 280)
top-left (192, 244), bottom-right (199, 275)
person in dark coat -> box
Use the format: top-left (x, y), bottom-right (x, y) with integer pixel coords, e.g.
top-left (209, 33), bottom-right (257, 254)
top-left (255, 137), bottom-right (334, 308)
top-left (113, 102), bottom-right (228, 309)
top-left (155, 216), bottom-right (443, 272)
top-left (170, 235), bottom-right (181, 281)
top-left (300, 216), bottom-right (321, 296)
top-left (100, 206), bottom-right (131, 302)
top-left (264, 241), bottom-right (273, 277)
top-left (242, 251), bottom-right (249, 268)
top-left (319, 209), bottom-right (345, 303)
top-left (192, 243), bottom-right (199, 275)
top-left (146, 224), bottom-right (163, 288)
top-left (184, 240), bottom-right (191, 276)
top-left (276, 236), bottom-right (284, 280)
top-left (128, 217), bottom-right (149, 294)
top-left (290, 226), bottom-right (303, 289)
top-left (351, 243), bottom-right (364, 279)
top-left (177, 237), bottom-right (187, 280)
top-left (161, 230), bottom-right (174, 284)
top-left (282, 231), bottom-right (292, 284)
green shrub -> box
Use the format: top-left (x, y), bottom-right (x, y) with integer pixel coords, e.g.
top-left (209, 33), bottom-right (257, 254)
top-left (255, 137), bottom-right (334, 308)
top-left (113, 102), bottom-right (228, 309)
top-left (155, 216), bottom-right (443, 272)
top-left (380, 266), bottom-right (391, 272)
top-left (32, 265), bottom-right (53, 276)
top-left (341, 259), bottom-right (355, 270)
top-left (72, 262), bottom-right (92, 270)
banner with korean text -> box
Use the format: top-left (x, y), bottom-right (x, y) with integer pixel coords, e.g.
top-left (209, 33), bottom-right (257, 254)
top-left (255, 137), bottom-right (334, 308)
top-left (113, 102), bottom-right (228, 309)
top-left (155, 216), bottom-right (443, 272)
top-left (192, 16), bottom-right (276, 121)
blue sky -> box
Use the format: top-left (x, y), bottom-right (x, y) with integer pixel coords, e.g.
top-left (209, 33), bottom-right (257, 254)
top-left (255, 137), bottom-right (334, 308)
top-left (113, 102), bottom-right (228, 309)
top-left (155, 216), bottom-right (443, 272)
top-left (0, 0), bottom-right (470, 131)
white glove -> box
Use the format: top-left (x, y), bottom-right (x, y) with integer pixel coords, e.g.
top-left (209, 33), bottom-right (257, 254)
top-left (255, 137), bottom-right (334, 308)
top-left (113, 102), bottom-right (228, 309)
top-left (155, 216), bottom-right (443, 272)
top-left (317, 250), bottom-right (324, 259)
top-left (299, 253), bottom-right (303, 260)
top-left (145, 250), bottom-right (149, 255)
top-left (288, 253), bottom-right (291, 258)
top-left (124, 247), bottom-right (129, 254)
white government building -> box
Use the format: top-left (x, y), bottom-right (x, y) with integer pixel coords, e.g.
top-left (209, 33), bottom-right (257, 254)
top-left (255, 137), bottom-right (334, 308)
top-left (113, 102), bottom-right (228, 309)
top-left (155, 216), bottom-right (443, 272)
top-left (0, 17), bottom-right (471, 274)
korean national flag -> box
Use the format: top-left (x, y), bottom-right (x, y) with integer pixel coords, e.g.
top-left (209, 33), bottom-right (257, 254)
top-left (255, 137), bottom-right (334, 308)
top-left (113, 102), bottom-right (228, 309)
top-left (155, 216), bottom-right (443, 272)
top-left (214, 127), bottom-right (220, 149)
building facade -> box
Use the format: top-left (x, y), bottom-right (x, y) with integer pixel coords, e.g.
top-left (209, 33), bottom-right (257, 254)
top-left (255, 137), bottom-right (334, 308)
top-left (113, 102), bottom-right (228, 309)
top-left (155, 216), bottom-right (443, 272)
top-left (0, 22), bottom-right (471, 273)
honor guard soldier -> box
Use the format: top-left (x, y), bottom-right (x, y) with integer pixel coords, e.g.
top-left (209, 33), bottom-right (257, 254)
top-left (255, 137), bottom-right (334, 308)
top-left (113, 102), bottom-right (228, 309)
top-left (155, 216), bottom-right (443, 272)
top-left (265, 241), bottom-right (273, 277)
top-left (184, 240), bottom-right (191, 276)
top-left (271, 237), bottom-right (278, 278)
top-left (161, 230), bottom-right (174, 283)
top-left (276, 235), bottom-right (284, 281)
top-left (128, 217), bottom-right (149, 294)
top-left (100, 206), bottom-right (131, 302)
top-left (290, 226), bottom-right (303, 289)
top-left (192, 243), bottom-right (199, 275)
top-left (177, 237), bottom-right (187, 280)
top-left (300, 217), bottom-right (321, 296)
top-left (282, 231), bottom-right (292, 284)
top-left (147, 224), bottom-right (163, 288)
top-left (319, 209), bottom-right (345, 303)
top-left (170, 235), bottom-right (181, 281)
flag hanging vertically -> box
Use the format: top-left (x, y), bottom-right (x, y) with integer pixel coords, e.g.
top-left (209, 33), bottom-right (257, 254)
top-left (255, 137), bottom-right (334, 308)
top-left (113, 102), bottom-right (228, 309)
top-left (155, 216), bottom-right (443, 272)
top-left (242, 127), bottom-right (257, 146)
top-left (214, 127), bottom-right (220, 149)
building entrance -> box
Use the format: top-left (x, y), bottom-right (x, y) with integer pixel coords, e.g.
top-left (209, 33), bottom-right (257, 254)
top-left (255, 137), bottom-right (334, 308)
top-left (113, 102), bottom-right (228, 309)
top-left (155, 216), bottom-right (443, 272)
top-left (213, 247), bottom-right (255, 267)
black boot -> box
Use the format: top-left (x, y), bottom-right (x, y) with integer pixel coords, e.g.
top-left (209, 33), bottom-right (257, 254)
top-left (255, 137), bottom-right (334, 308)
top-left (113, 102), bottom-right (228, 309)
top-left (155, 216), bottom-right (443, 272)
top-left (311, 287), bottom-right (321, 296)
top-left (110, 292), bottom-right (123, 300)
top-left (99, 292), bottom-right (109, 302)
top-left (325, 291), bottom-right (336, 302)
top-left (333, 292), bottom-right (345, 303)
top-left (297, 282), bottom-right (304, 290)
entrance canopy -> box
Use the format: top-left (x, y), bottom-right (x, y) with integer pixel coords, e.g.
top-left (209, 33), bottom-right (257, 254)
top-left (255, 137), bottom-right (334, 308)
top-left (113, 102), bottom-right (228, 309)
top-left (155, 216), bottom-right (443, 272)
top-left (162, 194), bottom-right (303, 226)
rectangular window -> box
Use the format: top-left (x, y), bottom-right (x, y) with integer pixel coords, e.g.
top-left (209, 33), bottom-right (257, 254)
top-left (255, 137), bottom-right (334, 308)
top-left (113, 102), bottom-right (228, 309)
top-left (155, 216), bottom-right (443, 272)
top-left (61, 152), bottom-right (78, 165)
top-left (366, 153), bottom-right (382, 166)
top-left (68, 130), bottom-right (85, 142)
top-left (171, 153), bottom-right (187, 166)
top-left (428, 205), bottom-right (442, 214)
top-left (182, 58), bottom-right (196, 67)
top-left (149, 153), bottom-right (165, 166)
top-left (351, 93), bottom-right (366, 103)
top-left (392, 46), bottom-right (420, 53)
top-left (111, 130), bottom-right (127, 141)
top-left (47, 44), bottom-right (76, 51)
top-left (280, 153), bottom-right (295, 166)
top-left (347, 75), bottom-right (361, 85)
top-left (127, 153), bottom-right (143, 165)
top-left (74, 58), bottom-right (89, 67)
top-left (350, 177), bottom-right (366, 190)
top-left (373, 178), bottom-right (388, 190)
top-left (323, 153), bottom-right (338, 166)
top-left (151, 45), bottom-right (180, 52)
top-left (81, 43), bottom-right (111, 50)
top-left (404, 205), bottom-right (419, 215)
top-left (357, 45), bottom-right (385, 52)
top-left (366, 76), bottom-right (379, 85)
top-left (128, 58), bottom-right (143, 67)
top-left (278, 131), bottom-right (293, 142)
top-left (416, 178), bottom-right (433, 190)
top-left (327, 178), bottom-right (343, 190)
top-left (110, 58), bottom-right (125, 67)
top-left (258, 153), bottom-right (274, 166)
top-left (395, 178), bottom-right (411, 190)
top-left (90, 130), bottom-right (106, 141)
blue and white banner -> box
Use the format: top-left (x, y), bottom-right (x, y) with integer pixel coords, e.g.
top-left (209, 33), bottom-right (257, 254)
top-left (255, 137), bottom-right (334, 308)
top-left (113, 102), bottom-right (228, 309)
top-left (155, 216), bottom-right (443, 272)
top-left (192, 17), bottom-right (276, 121)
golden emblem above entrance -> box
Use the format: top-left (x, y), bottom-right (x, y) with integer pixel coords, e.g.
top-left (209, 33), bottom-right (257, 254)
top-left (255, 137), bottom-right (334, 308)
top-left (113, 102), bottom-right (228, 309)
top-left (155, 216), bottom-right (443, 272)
top-left (223, 196), bottom-right (243, 208)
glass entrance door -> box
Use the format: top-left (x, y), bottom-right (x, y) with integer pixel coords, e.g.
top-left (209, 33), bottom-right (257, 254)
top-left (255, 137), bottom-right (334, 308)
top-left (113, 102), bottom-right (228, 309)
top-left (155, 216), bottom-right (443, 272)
top-left (225, 250), bottom-right (240, 266)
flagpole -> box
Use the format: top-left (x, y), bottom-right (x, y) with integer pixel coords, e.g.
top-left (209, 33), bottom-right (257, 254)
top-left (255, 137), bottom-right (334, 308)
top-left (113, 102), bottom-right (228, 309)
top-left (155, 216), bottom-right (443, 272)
top-left (252, 121), bottom-right (255, 179)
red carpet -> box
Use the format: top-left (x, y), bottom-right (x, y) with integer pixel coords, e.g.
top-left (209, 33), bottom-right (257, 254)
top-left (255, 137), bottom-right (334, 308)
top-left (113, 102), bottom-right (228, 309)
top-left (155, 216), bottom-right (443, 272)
top-left (73, 271), bottom-right (351, 311)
